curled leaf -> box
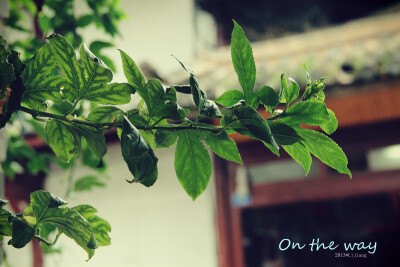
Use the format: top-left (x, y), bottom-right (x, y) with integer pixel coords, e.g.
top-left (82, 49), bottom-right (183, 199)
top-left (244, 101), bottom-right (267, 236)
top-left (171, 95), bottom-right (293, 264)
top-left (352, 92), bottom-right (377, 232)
top-left (120, 116), bottom-right (158, 185)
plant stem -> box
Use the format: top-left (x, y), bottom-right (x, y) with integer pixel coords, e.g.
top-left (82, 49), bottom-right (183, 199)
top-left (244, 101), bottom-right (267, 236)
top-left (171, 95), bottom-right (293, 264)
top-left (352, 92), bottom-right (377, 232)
top-left (33, 235), bottom-right (52, 246)
top-left (64, 164), bottom-right (75, 199)
top-left (19, 106), bottom-right (222, 132)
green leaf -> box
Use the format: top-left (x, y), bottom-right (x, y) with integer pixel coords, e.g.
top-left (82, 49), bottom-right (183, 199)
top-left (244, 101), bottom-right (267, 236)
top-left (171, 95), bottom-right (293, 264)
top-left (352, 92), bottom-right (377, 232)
top-left (252, 86), bottom-right (279, 109)
top-left (138, 168), bottom-right (158, 187)
top-left (0, 200), bottom-right (12, 237)
top-left (126, 108), bottom-right (147, 124)
top-left (175, 57), bottom-right (221, 118)
top-left (268, 121), bottom-right (303, 145)
top-left (37, 222), bottom-right (56, 239)
top-left (121, 116), bottom-right (158, 185)
top-left (188, 74), bottom-right (204, 111)
top-left (175, 130), bottom-right (212, 200)
top-left (30, 191), bottom-right (67, 216)
top-left (88, 106), bottom-right (124, 123)
top-left (89, 40), bottom-right (116, 72)
top-left (201, 99), bottom-right (222, 118)
top-left (282, 142), bottom-right (312, 175)
top-left (89, 41), bottom-right (114, 54)
top-left (8, 215), bottom-right (35, 248)
top-left (295, 128), bottom-right (351, 177)
top-left (81, 143), bottom-right (106, 170)
top-left (155, 130), bottom-right (178, 148)
top-left (321, 109), bottom-right (338, 135)
top-left (139, 129), bottom-right (155, 148)
top-left (215, 89), bottom-right (244, 107)
top-left (231, 20), bottom-right (256, 105)
top-left (47, 34), bottom-right (83, 99)
top-left (73, 205), bottom-right (111, 246)
top-left (280, 75), bottom-right (299, 105)
top-left (78, 45), bottom-right (132, 104)
top-left (31, 191), bottom-right (98, 259)
top-left (145, 79), bottom-right (188, 121)
top-left (200, 130), bottom-right (242, 164)
top-left (301, 68), bottom-right (326, 102)
top-left (38, 13), bottom-right (50, 33)
top-left (71, 123), bottom-right (107, 162)
top-left (47, 34), bottom-right (132, 105)
top-left (119, 49), bottom-right (146, 93)
top-left (234, 106), bottom-right (279, 152)
top-left (74, 175), bottom-right (106, 192)
top-left (46, 118), bottom-right (106, 163)
top-left (45, 119), bottom-right (80, 162)
top-left (279, 102), bottom-right (330, 126)
top-left (22, 47), bottom-right (64, 110)
top-left (77, 14), bottom-right (94, 27)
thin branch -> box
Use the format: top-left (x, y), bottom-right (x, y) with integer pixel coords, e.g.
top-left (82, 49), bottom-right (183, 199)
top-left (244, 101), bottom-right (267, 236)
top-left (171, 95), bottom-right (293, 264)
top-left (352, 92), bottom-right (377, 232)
top-left (33, 235), bottom-right (52, 246)
top-left (19, 106), bottom-right (222, 132)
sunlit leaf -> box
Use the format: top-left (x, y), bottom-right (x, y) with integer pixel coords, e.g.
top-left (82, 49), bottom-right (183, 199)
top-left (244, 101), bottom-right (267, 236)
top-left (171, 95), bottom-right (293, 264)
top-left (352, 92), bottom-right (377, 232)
top-left (279, 102), bottom-right (330, 126)
top-left (73, 205), bottom-right (111, 246)
top-left (47, 34), bottom-right (132, 105)
top-left (31, 191), bottom-right (98, 259)
top-left (231, 20), bottom-right (256, 105)
top-left (295, 128), bottom-right (351, 177)
top-left (88, 106), bottom-right (124, 123)
top-left (200, 130), bottom-right (242, 164)
top-left (320, 108), bottom-right (338, 135)
top-left (215, 89), bottom-right (244, 107)
top-left (175, 129), bottom-right (211, 200)
top-left (45, 119), bottom-right (80, 162)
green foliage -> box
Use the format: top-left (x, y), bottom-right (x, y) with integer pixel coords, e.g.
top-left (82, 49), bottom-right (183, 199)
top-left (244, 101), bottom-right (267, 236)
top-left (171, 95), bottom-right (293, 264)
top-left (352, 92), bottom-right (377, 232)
top-left (200, 130), bottom-right (242, 165)
top-left (8, 214), bottom-right (35, 248)
top-left (0, 36), bottom-right (26, 128)
top-left (73, 205), bottom-right (111, 246)
top-left (0, 20), bottom-right (352, 259)
top-left (121, 116), bottom-right (158, 186)
top-left (74, 175), bottom-right (106, 192)
top-left (88, 106), bottom-right (124, 123)
top-left (0, 191), bottom-right (110, 259)
top-left (175, 57), bottom-right (221, 120)
top-left (47, 34), bottom-right (132, 106)
top-left (0, 201), bottom-right (12, 238)
top-left (30, 190), bottom-right (99, 260)
top-left (234, 105), bottom-right (279, 153)
top-left (7, 0), bottom-right (126, 66)
top-left (294, 128), bottom-right (351, 177)
top-left (321, 108), bottom-right (338, 135)
top-left (21, 43), bottom-right (64, 111)
top-left (175, 130), bottom-right (212, 200)
top-left (252, 86), bottom-right (279, 110)
top-left (231, 20), bottom-right (256, 105)
top-left (154, 130), bottom-right (178, 149)
top-left (45, 120), bottom-right (80, 162)
top-left (279, 102), bottom-right (330, 126)
top-left (280, 74), bottom-right (300, 105)
top-left (215, 89), bottom-right (244, 107)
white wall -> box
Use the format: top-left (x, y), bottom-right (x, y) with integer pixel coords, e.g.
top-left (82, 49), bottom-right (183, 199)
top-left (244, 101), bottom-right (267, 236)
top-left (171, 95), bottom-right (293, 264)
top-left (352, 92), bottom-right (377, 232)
top-left (3, 145), bottom-right (218, 267)
top-left (75, 0), bottom-right (217, 81)
top-left (44, 144), bottom-right (218, 267)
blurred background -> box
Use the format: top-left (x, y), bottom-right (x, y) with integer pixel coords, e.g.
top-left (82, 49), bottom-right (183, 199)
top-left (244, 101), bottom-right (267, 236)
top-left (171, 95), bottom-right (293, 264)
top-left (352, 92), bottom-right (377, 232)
top-left (1, 0), bottom-right (400, 266)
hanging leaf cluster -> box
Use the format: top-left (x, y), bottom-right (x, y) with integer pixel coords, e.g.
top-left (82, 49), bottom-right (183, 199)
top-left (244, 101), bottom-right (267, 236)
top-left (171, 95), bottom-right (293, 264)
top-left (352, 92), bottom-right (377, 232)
top-left (0, 191), bottom-right (110, 260)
